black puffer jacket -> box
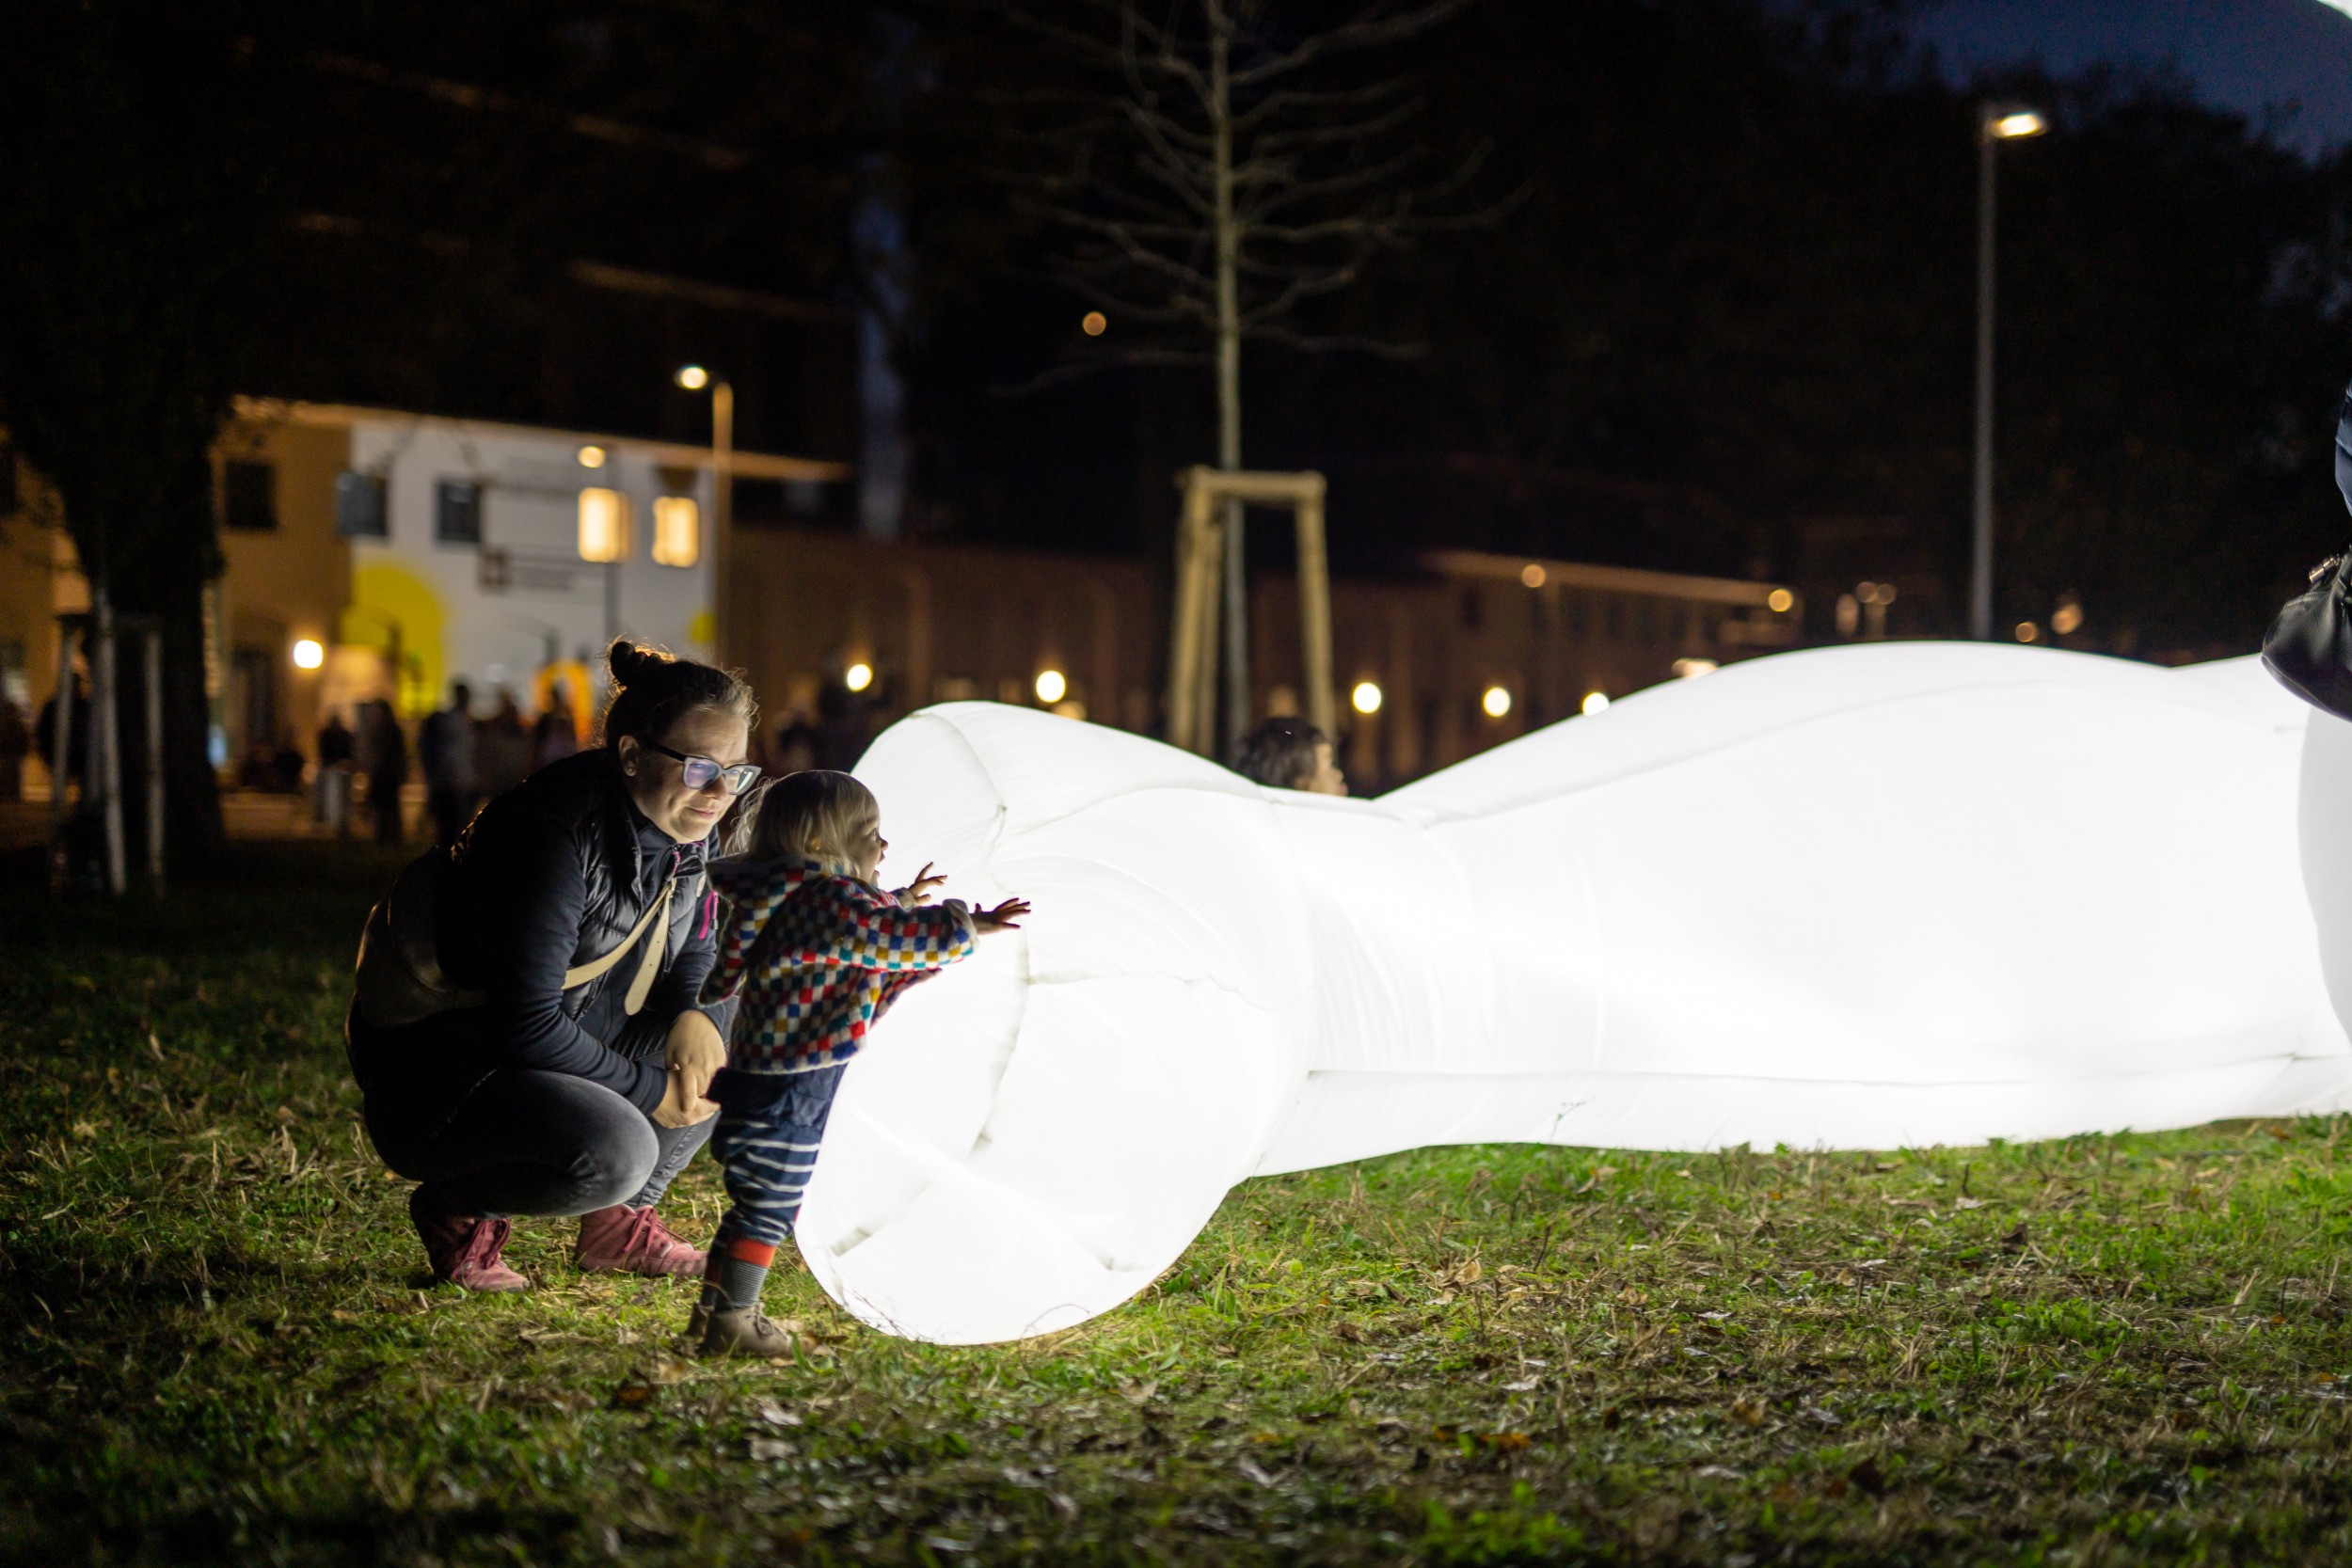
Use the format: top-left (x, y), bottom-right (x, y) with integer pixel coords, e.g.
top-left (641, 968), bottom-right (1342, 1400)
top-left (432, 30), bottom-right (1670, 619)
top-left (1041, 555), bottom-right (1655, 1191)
top-left (347, 749), bottom-right (718, 1131)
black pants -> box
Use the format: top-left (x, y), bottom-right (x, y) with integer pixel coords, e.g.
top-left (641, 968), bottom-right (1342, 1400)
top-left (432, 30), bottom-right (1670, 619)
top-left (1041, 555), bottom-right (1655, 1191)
top-left (366, 1067), bottom-right (712, 1219)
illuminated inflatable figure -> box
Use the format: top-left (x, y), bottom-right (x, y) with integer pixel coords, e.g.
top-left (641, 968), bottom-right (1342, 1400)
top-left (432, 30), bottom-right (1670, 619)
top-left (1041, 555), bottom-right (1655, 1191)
top-left (788, 645), bottom-right (2352, 1344)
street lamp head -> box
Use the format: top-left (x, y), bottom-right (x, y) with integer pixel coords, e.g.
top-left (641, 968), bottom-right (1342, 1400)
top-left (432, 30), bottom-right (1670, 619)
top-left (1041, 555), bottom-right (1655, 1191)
top-left (675, 364), bottom-right (709, 391)
top-left (1985, 107), bottom-right (2047, 141)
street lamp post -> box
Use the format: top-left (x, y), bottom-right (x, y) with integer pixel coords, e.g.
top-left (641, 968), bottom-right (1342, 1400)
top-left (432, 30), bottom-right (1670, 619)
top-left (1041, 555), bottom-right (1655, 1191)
top-left (1972, 103), bottom-right (2046, 642)
top-left (676, 365), bottom-right (733, 658)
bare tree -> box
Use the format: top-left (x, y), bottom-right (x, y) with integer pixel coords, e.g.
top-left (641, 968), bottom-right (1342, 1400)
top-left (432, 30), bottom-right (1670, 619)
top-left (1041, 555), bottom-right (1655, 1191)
top-left (996, 0), bottom-right (1499, 752)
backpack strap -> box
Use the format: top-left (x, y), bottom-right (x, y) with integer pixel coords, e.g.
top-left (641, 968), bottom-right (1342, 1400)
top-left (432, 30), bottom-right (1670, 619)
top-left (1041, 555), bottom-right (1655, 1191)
top-left (560, 873), bottom-right (679, 1016)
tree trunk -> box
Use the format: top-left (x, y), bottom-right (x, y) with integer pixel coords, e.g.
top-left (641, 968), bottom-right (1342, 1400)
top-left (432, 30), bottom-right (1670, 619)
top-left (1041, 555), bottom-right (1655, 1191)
top-left (1211, 17), bottom-right (1248, 759)
top-left (111, 545), bottom-right (225, 871)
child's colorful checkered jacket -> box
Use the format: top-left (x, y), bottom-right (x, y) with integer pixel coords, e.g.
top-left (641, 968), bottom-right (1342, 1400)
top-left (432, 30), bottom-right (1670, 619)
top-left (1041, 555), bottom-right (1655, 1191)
top-left (699, 854), bottom-right (977, 1073)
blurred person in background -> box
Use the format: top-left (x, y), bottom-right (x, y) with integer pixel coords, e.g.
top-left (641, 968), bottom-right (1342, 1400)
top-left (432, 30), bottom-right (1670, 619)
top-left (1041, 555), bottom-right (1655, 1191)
top-left (358, 698), bottom-right (408, 844)
top-left (476, 688), bottom-right (533, 800)
top-left (1233, 717), bottom-right (1348, 797)
top-left (316, 707), bottom-right (356, 833)
top-left (534, 680), bottom-right (581, 770)
top-left (419, 680), bottom-right (478, 846)
top-left (0, 695), bottom-right (27, 801)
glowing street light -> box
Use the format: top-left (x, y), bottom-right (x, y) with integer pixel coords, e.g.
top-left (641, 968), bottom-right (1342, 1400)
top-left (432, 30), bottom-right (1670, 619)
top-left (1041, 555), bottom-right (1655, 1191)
top-left (1481, 686), bottom-right (1512, 719)
top-left (1351, 681), bottom-right (1383, 715)
top-left (675, 364), bottom-right (733, 650)
top-left (1081, 311), bottom-right (1107, 337)
top-left (291, 638), bottom-right (325, 671)
top-left (577, 444), bottom-right (607, 469)
top-left (845, 661), bottom-right (874, 693)
top-left (1581, 690), bottom-right (1611, 716)
top-left (1520, 563), bottom-right (1547, 589)
top-left (1973, 101), bottom-right (2047, 641)
top-left (1766, 588), bottom-right (1795, 613)
top-left (1035, 669), bottom-right (1068, 705)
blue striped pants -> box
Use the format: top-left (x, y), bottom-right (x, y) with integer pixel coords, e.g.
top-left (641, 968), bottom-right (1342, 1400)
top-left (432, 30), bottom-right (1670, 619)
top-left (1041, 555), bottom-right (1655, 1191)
top-left (707, 1063), bottom-right (847, 1248)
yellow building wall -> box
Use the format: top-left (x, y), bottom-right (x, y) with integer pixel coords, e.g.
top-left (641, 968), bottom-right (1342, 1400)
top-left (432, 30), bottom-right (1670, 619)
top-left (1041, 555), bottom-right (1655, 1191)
top-left (215, 418), bottom-right (352, 760)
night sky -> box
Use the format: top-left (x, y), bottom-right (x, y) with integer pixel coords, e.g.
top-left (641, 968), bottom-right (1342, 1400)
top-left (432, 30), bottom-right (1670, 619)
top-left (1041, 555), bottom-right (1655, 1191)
top-left (1908, 0), bottom-right (2352, 152)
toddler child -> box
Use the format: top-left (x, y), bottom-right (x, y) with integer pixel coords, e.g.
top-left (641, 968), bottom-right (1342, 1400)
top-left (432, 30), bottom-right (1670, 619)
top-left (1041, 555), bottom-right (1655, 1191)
top-left (688, 768), bottom-right (1028, 1356)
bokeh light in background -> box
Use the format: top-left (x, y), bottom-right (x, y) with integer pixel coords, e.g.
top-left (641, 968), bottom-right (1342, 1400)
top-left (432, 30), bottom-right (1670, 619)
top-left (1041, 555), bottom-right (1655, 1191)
top-left (845, 661), bottom-right (874, 693)
top-left (1034, 669), bottom-right (1068, 705)
top-left (1481, 685), bottom-right (1511, 718)
top-left (291, 638), bottom-right (324, 671)
top-left (1351, 681), bottom-right (1383, 714)
top-left (1581, 690), bottom-right (1611, 715)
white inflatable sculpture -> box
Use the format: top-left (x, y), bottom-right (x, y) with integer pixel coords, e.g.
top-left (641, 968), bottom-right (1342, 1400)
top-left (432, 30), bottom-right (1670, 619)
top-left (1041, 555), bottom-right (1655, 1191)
top-left (791, 643), bottom-right (2352, 1344)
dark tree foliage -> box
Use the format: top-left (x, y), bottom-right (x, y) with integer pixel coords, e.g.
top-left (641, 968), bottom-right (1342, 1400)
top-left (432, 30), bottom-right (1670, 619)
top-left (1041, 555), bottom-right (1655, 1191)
top-left (900, 0), bottom-right (2352, 653)
top-left (0, 0), bottom-right (292, 862)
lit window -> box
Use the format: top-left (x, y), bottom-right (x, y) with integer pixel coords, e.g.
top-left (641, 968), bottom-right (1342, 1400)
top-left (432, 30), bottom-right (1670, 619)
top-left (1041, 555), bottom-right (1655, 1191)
top-left (578, 487), bottom-right (629, 562)
top-left (1035, 669), bottom-right (1068, 704)
top-left (651, 496), bottom-right (700, 567)
top-left (1351, 681), bottom-right (1383, 715)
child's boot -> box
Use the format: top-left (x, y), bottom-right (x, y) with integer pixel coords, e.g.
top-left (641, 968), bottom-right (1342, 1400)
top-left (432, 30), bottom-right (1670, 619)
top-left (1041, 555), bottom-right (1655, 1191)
top-left (690, 1233), bottom-right (794, 1358)
top-left (696, 1304), bottom-right (803, 1358)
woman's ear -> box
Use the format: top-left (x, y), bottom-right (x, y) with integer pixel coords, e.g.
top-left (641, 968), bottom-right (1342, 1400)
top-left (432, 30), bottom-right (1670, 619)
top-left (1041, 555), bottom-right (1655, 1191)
top-left (615, 735), bottom-right (641, 777)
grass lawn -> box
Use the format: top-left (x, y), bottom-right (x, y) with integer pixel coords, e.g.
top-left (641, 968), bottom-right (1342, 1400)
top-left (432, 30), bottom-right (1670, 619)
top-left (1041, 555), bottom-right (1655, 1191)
top-left (6, 844), bottom-right (2352, 1565)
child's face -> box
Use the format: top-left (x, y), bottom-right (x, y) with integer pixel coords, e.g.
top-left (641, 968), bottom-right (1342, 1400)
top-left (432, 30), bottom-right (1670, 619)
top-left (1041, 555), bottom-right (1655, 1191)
top-left (1301, 740), bottom-right (1348, 798)
top-left (846, 812), bottom-right (886, 882)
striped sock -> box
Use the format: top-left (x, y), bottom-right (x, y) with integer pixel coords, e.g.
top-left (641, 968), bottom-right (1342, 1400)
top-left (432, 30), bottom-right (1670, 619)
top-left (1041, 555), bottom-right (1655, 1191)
top-left (699, 1235), bottom-right (776, 1315)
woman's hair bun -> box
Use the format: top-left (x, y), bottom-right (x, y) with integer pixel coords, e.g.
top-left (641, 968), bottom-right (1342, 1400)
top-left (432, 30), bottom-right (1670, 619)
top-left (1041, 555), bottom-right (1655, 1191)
top-left (606, 638), bottom-right (664, 688)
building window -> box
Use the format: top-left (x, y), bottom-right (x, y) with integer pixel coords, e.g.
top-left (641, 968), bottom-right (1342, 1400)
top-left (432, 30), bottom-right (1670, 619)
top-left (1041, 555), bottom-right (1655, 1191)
top-left (223, 460), bottom-right (277, 531)
top-left (336, 471), bottom-right (388, 538)
top-left (651, 496), bottom-right (700, 567)
top-left (436, 480), bottom-right (483, 546)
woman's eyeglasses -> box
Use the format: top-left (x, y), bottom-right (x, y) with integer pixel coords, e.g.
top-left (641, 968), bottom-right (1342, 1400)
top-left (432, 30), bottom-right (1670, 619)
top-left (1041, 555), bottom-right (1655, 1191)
top-left (643, 741), bottom-right (762, 795)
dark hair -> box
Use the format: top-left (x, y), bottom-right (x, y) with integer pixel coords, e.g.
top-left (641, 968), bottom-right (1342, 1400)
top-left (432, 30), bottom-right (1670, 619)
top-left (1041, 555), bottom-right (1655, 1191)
top-left (1233, 716), bottom-right (1330, 789)
top-left (601, 639), bottom-right (758, 747)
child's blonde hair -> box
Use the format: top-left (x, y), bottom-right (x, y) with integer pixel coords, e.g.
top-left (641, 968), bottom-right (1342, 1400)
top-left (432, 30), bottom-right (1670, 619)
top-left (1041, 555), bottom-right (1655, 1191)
top-left (746, 769), bottom-right (880, 878)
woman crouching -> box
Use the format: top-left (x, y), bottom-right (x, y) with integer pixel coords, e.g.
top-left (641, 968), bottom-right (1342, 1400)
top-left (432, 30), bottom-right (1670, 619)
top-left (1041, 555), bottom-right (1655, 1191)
top-left (346, 641), bottom-right (757, 1290)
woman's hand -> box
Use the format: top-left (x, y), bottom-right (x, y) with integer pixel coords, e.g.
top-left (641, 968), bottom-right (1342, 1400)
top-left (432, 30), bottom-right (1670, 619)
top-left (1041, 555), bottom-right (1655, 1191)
top-left (663, 1008), bottom-right (727, 1103)
top-left (652, 1071), bottom-right (720, 1129)
top-left (897, 862), bottom-right (947, 906)
top-left (971, 896), bottom-right (1032, 934)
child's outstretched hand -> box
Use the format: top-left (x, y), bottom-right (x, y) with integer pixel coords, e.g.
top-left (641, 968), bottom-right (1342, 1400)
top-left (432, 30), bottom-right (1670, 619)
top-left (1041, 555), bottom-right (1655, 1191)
top-left (897, 862), bottom-right (948, 906)
top-left (971, 896), bottom-right (1031, 934)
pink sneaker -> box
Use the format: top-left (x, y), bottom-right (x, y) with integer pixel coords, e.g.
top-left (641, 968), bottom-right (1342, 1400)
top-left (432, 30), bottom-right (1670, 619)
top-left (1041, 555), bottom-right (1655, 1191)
top-left (575, 1203), bottom-right (707, 1278)
top-left (408, 1186), bottom-right (531, 1292)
